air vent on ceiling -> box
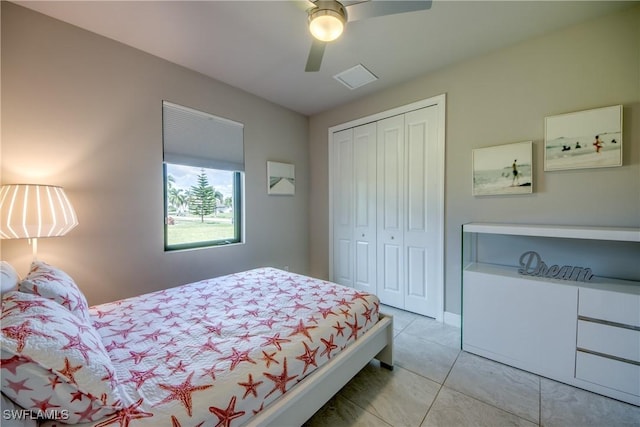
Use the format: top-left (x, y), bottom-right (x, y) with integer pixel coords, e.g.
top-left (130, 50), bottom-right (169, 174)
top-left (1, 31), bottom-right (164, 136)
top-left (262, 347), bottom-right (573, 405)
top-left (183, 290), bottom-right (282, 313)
top-left (333, 64), bottom-right (378, 90)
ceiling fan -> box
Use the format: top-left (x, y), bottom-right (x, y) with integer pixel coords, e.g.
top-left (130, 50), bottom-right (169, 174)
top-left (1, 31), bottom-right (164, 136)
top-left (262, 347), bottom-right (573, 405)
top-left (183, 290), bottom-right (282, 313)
top-left (304, 0), bottom-right (433, 72)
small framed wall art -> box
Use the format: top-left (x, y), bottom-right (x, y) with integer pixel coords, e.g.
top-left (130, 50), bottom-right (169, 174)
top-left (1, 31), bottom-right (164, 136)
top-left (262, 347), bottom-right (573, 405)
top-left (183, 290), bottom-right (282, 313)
top-left (267, 161), bottom-right (295, 195)
top-left (472, 141), bottom-right (533, 196)
top-left (544, 104), bottom-right (622, 171)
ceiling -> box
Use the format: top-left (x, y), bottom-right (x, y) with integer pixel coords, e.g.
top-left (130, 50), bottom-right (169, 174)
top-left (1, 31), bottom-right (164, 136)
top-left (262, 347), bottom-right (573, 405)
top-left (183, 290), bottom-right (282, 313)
top-left (14, 0), bottom-right (635, 116)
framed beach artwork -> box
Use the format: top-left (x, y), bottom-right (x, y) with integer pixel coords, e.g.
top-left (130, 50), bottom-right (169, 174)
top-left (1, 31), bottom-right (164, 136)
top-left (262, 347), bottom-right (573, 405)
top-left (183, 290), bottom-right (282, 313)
top-left (473, 141), bottom-right (533, 196)
top-left (267, 161), bottom-right (295, 195)
top-left (544, 105), bottom-right (622, 171)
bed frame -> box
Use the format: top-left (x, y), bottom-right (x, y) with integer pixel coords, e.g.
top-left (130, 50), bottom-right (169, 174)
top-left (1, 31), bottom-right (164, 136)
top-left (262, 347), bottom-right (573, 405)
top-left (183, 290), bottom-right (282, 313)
top-left (247, 313), bottom-right (394, 426)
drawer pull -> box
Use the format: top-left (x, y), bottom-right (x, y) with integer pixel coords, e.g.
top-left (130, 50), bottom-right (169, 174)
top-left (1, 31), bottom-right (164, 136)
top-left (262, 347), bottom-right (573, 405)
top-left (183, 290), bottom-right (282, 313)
top-left (578, 315), bottom-right (640, 332)
top-left (577, 348), bottom-right (640, 367)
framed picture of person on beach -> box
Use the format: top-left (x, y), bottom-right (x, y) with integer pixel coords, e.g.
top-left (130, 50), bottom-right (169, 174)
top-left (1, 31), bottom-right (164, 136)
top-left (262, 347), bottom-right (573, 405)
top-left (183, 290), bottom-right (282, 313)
top-left (544, 105), bottom-right (622, 171)
top-left (472, 141), bottom-right (533, 196)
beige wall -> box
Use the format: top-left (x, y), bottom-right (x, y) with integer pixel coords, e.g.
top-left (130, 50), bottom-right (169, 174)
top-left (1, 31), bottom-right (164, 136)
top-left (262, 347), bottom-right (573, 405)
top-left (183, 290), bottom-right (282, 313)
top-left (3, 3), bottom-right (639, 316)
top-left (309, 5), bottom-right (640, 315)
top-left (1, 3), bottom-right (310, 305)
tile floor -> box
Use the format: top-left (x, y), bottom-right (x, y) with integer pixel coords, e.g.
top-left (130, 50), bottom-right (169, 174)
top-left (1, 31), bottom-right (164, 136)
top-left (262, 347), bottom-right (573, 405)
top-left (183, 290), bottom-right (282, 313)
top-left (304, 305), bottom-right (640, 427)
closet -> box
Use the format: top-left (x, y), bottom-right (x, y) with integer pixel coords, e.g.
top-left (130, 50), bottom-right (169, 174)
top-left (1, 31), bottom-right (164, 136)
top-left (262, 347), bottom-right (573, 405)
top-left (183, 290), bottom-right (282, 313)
top-left (329, 96), bottom-right (445, 318)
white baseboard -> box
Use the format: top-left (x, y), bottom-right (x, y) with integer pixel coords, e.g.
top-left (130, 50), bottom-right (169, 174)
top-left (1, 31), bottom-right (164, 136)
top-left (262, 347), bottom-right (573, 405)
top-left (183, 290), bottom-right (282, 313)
top-left (444, 311), bottom-right (461, 328)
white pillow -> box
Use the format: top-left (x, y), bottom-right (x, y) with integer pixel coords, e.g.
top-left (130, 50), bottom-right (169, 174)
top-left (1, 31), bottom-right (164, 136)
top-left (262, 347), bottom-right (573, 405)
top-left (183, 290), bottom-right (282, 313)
top-left (0, 261), bottom-right (20, 295)
top-left (1, 291), bottom-right (122, 423)
top-left (19, 260), bottom-right (90, 322)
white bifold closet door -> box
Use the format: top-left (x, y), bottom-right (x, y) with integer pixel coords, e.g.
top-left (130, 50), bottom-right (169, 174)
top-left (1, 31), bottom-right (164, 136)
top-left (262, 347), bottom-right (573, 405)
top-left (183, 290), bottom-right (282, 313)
top-left (377, 107), bottom-right (440, 316)
top-left (332, 123), bottom-right (377, 294)
top-left (376, 114), bottom-right (405, 308)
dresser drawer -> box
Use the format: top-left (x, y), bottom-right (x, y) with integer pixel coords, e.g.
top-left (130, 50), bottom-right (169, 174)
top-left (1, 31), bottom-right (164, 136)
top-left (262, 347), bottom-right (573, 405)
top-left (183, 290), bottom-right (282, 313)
top-left (576, 351), bottom-right (640, 396)
top-left (579, 287), bottom-right (640, 327)
top-left (577, 320), bottom-right (640, 363)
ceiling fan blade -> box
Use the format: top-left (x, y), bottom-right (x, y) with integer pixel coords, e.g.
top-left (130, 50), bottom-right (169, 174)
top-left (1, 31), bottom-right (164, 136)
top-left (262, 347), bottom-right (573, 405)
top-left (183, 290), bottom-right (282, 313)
top-left (346, 0), bottom-right (432, 22)
top-left (305, 39), bottom-right (327, 72)
top-left (294, 0), bottom-right (317, 12)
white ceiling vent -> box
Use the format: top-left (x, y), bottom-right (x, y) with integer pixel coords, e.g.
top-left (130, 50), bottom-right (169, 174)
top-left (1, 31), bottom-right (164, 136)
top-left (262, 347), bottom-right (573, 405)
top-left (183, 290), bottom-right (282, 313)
top-left (333, 64), bottom-right (378, 90)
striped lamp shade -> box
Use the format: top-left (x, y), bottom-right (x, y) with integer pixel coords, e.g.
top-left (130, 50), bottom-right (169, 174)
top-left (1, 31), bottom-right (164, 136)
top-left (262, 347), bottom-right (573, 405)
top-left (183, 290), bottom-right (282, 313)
top-left (0, 184), bottom-right (78, 240)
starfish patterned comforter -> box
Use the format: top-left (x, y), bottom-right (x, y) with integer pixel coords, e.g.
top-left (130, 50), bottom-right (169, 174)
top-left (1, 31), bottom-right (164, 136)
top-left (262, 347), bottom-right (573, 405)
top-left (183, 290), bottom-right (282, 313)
top-left (41, 267), bottom-right (380, 426)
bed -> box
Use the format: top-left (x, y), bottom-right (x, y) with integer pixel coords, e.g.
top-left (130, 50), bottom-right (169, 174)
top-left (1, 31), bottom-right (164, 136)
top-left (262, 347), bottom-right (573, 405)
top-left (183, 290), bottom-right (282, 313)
top-left (1, 261), bottom-right (393, 426)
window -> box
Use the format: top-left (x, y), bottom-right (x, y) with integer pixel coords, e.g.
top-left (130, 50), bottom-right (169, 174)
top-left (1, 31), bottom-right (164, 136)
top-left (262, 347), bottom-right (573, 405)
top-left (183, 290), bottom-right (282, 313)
top-left (162, 101), bottom-right (244, 250)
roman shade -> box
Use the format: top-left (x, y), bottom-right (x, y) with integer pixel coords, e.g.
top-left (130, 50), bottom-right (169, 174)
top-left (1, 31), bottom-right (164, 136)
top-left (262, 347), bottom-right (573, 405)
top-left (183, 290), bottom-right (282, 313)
top-left (162, 101), bottom-right (244, 172)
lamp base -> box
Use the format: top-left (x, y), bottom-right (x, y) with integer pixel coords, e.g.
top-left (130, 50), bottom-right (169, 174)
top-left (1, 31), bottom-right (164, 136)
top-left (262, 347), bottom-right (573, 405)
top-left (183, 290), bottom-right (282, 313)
top-left (28, 237), bottom-right (38, 261)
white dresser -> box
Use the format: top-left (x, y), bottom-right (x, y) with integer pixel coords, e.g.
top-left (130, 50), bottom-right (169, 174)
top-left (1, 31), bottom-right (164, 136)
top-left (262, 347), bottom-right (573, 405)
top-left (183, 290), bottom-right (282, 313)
top-left (462, 223), bottom-right (640, 406)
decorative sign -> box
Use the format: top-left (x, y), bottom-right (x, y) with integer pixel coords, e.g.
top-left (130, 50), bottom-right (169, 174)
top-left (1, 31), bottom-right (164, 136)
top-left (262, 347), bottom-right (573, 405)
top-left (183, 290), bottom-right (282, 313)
top-left (518, 251), bottom-right (593, 282)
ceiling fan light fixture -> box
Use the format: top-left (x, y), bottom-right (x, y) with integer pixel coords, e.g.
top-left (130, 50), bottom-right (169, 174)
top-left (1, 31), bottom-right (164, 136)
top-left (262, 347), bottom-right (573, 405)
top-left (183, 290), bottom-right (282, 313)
top-left (308, 2), bottom-right (347, 42)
